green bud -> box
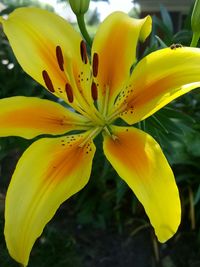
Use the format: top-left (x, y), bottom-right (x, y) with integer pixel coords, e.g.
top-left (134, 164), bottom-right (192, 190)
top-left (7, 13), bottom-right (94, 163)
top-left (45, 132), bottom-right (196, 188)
top-left (191, 0), bottom-right (200, 46)
top-left (69, 0), bottom-right (90, 15)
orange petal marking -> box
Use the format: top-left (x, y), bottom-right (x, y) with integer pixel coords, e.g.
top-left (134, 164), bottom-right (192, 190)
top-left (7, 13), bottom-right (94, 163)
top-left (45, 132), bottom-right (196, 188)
top-left (4, 133), bottom-right (96, 266)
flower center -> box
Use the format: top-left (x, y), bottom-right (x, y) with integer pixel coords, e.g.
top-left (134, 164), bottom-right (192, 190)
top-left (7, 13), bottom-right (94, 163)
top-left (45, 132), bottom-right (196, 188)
top-left (42, 43), bottom-right (127, 128)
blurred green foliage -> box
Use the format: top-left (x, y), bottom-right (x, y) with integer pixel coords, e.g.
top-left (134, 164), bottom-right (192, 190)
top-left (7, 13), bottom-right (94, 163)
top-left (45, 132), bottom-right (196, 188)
top-left (1, 1), bottom-right (200, 267)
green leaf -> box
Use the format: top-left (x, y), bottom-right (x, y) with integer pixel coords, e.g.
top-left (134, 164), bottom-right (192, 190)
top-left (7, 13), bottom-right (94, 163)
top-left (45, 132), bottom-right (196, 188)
top-left (161, 107), bottom-right (195, 125)
top-left (149, 115), bottom-right (169, 133)
top-left (154, 113), bottom-right (184, 135)
top-left (185, 131), bottom-right (200, 157)
top-left (160, 4), bottom-right (173, 34)
top-left (116, 179), bottom-right (127, 205)
top-left (173, 30), bottom-right (192, 45)
top-left (155, 35), bottom-right (168, 48)
top-left (194, 184), bottom-right (200, 205)
top-left (153, 16), bottom-right (173, 43)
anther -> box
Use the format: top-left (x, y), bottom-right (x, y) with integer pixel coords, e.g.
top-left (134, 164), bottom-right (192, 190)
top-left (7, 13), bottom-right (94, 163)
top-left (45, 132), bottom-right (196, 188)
top-left (65, 83), bottom-right (74, 103)
top-left (42, 70), bottom-right (55, 92)
top-left (92, 53), bottom-right (99, 77)
top-left (80, 40), bottom-right (88, 64)
top-left (91, 82), bottom-right (98, 101)
top-left (56, 45), bottom-right (64, 71)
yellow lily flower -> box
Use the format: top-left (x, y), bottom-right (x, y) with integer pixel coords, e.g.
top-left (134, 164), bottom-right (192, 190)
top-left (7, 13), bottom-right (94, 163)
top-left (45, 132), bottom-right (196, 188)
top-left (1, 7), bottom-right (200, 266)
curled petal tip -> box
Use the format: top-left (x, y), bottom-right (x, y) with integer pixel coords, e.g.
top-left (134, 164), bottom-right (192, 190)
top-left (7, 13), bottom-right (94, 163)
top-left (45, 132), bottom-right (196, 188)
top-left (139, 15), bottom-right (152, 42)
top-left (92, 12), bottom-right (152, 112)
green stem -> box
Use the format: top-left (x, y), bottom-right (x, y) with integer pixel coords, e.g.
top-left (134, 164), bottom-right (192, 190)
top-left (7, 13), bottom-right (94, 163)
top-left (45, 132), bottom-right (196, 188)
top-left (190, 32), bottom-right (200, 47)
top-left (77, 14), bottom-right (92, 47)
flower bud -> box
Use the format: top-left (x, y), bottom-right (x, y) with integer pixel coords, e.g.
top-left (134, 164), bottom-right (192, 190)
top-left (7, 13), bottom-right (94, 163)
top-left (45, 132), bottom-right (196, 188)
top-left (69, 0), bottom-right (90, 16)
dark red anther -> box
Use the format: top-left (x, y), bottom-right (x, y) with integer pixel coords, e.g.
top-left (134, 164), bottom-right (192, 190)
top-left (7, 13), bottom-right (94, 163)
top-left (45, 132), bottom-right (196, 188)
top-left (65, 83), bottom-right (74, 103)
top-left (42, 70), bottom-right (55, 92)
top-left (56, 45), bottom-right (64, 71)
top-left (91, 82), bottom-right (98, 101)
top-left (80, 40), bottom-right (88, 64)
top-left (92, 53), bottom-right (98, 77)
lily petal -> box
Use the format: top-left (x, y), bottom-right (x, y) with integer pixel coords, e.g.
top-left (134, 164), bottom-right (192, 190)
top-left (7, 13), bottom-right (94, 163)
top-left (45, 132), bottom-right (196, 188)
top-left (103, 126), bottom-right (181, 242)
top-left (1, 7), bottom-right (93, 112)
top-left (114, 47), bottom-right (200, 124)
top-left (92, 12), bottom-right (152, 113)
top-left (5, 132), bottom-right (96, 266)
top-left (0, 96), bottom-right (89, 139)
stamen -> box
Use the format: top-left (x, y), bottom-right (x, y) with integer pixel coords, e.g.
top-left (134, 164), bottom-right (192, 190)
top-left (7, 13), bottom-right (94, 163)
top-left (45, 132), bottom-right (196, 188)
top-left (56, 45), bottom-right (64, 71)
top-left (92, 53), bottom-right (99, 77)
top-left (91, 82), bottom-right (98, 101)
top-left (65, 83), bottom-right (74, 103)
top-left (80, 40), bottom-right (88, 64)
top-left (42, 70), bottom-right (55, 92)
top-left (79, 127), bottom-right (102, 148)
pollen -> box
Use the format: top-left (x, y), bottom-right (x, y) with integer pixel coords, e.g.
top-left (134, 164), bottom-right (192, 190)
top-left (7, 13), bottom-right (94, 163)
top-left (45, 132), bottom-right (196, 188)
top-left (92, 53), bottom-right (99, 77)
top-left (56, 45), bottom-right (64, 71)
top-left (65, 83), bottom-right (74, 103)
top-left (42, 70), bottom-right (55, 92)
top-left (80, 40), bottom-right (88, 64)
top-left (91, 81), bottom-right (98, 101)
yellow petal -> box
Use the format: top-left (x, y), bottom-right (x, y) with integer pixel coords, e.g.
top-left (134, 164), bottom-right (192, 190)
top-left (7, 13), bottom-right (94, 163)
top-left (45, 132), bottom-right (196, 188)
top-left (1, 7), bottom-right (94, 114)
top-left (5, 132), bottom-right (96, 266)
top-left (103, 126), bottom-right (181, 242)
top-left (114, 47), bottom-right (200, 124)
top-left (91, 11), bottom-right (152, 113)
top-left (0, 96), bottom-right (89, 139)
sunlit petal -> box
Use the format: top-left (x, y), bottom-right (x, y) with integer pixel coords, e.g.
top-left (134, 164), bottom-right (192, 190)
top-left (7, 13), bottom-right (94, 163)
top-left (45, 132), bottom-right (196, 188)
top-left (114, 47), bottom-right (200, 124)
top-left (5, 132), bottom-right (96, 266)
top-left (0, 96), bottom-right (89, 139)
top-left (1, 7), bottom-right (94, 112)
top-left (92, 11), bottom-right (151, 113)
top-left (103, 126), bottom-right (181, 242)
